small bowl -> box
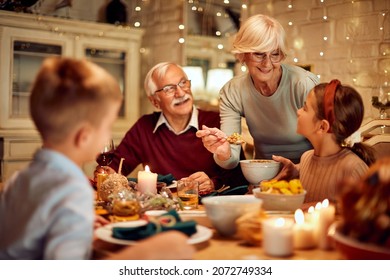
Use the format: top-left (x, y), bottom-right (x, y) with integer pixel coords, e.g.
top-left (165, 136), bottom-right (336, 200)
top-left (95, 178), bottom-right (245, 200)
top-left (329, 222), bottom-right (390, 260)
top-left (239, 159), bottom-right (280, 185)
top-left (253, 188), bottom-right (306, 212)
top-left (201, 195), bottom-right (262, 237)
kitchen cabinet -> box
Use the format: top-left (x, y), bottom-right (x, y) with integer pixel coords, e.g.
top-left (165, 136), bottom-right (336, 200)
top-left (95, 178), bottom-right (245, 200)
top-left (0, 10), bottom-right (144, 181)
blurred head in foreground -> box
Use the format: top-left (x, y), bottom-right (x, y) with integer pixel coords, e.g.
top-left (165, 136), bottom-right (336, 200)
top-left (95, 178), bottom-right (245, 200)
top-left (30, 57), bottom-right (123, 165)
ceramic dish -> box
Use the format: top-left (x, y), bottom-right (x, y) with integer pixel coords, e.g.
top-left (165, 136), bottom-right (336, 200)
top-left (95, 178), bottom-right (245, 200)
top-left (329, 222), bottom-right (390, 260)
top-left (95, 221), bottom-right (212, 245)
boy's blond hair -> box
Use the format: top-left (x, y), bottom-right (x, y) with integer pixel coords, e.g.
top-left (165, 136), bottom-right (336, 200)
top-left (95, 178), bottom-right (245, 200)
top-left (30, 57), bottom-right (123, 144)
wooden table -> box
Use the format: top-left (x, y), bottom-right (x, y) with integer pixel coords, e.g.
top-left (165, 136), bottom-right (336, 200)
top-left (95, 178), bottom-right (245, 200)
top-left (93, 205), bottom-right (342, 260)
top-left (94, 228), bottom-right (341, 260)
top-left (193, 231), bottom-right (341, 260)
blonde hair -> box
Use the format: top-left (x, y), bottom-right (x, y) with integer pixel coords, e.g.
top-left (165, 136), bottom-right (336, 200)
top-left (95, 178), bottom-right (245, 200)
top-left (232, 14), bottom-right (287, 63)
top-left (30, 57), bottom-right (123, 144)
top-left (144, 62), bottom-right (188, 97)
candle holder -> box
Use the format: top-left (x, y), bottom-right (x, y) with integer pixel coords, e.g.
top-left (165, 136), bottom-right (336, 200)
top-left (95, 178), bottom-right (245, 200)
top-left (372, 96), bottom-right (390, 119)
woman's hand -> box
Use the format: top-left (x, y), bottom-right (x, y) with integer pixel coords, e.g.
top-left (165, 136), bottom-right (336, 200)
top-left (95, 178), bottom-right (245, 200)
top-left (272, 155), bottom-right (300, 181)
top-left (196, 125), bottom-right (231, 161)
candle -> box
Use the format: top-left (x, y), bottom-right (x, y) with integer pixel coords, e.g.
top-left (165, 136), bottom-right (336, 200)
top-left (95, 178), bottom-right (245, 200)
top-left (318, 199), bottom-right (336, 250)
top-left (293, 209), bottom-right (316, 249)
top-left (137, 165), bottom-right (157, 194)
top-left (262, 217), bottom-right (294, 257)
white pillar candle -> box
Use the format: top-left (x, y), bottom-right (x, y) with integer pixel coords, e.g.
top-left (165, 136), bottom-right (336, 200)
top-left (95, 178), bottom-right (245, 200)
top-left (262, 217), bottom-right (294, 257)
top-left (137, 165), bottom-right (157, 194)
top-left (318, 199), bottom-right (336, 250)
top-left (306, 203), bottom-right (322, 242)
top-left (293, 209), bottom-right (316, 249)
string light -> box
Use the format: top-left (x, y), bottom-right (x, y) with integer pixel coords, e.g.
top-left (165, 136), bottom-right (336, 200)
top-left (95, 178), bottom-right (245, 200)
top-left (179, 24), bottom-right (185, 30)
top-left (178, 37), bottom-right (185, 44)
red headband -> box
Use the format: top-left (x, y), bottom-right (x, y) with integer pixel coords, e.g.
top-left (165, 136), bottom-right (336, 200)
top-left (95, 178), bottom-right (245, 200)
top-left (323, 79), bottom-right (341, 133)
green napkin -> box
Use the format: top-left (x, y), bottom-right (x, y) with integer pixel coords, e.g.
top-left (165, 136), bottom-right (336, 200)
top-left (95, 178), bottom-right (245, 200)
top-left (112, 210), bottom-right (197, 241)
top-left (128, 173), bottom-right (176, 185)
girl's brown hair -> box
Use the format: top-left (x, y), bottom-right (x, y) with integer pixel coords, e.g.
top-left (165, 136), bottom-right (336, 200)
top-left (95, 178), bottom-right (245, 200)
top-left (313, 81), bottom-right (376, 165)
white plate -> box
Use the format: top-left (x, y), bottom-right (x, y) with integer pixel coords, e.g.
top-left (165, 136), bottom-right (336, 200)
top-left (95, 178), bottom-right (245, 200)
top-left (95, 221), bottom-right (212, 245)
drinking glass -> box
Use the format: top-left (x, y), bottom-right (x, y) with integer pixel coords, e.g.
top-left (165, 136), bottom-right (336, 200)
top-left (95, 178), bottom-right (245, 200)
top-left (177, 180), bottom-right (199, 210)
top-left (96, 139), bottom-right (115, 166)
top-left (95, 139), bottom-right (115, 202)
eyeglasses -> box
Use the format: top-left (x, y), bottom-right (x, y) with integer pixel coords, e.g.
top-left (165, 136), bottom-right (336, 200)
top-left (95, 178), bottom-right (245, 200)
top-left (155, 80), bottom-right (191, 96)
top-left (247, 51), bottom-right (284, 63)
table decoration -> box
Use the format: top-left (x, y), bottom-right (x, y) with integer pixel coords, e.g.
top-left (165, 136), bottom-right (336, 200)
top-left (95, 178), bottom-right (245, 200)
top-left (293, 209), bottom-right (316, 249)
top-left (112, 209), bottom-right (197, 241)
top-left (137, 165), bottom-right (157, 194)
top-left (262, 217), bottom-right (294, 257)
top-left (318, 199), bottom-right (336, 250)
top-left (98, 173), bottom-right (130, 202)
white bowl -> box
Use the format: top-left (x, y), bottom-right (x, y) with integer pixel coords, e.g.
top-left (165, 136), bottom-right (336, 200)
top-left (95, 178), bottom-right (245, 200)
top-left (201, 195), bottom-right (263, 237)
top-left (253, 188), bottom-right (306, 212)
top-left (239, 160), bottom-right (281, 185)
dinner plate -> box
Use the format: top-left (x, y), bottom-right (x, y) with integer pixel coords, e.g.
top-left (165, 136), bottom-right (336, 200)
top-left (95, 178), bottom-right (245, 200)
top-left (95, 221), bottom-right (212, 245)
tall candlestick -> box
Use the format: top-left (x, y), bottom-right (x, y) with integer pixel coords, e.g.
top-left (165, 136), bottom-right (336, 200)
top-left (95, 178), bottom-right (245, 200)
top-left (318, 199), bottom-right (336, 250)
top-left (262, 217), bottom-right (294, 257)
top-left (137, 165), bottom-right (157, 194)
top-left (293, 209), bottom-right (316, 249)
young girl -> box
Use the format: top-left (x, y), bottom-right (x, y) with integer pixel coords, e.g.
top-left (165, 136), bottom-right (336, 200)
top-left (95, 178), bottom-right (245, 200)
top-left (273, 79), bottom-right (376, 204)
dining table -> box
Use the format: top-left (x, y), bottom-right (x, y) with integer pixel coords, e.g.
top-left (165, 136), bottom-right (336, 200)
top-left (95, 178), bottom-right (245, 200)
top-left (93, 201), bottom-right (342, 260)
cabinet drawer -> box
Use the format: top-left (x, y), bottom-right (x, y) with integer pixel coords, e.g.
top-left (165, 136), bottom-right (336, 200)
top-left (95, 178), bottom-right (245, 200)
top-left (3, 139), bottom-right (41, 160)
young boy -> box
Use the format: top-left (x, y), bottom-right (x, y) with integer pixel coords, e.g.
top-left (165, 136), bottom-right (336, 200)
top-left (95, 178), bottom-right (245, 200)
top-left (0, 57), bottom-right (194, 260)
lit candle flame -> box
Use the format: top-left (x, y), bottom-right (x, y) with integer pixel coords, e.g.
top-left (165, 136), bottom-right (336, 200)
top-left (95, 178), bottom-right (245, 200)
top-left (275, 217), bottom-right (285, 227)
top-left (322, 198), bottom-right (329, 208)
top-left (315, 201), bottom-right (322, 210)
top-left (308, 206), bottom-right (314, 214)
top-left (145, 165), bottom-right (150, 172)
top-left (294, 209), bottom-right (304, 225)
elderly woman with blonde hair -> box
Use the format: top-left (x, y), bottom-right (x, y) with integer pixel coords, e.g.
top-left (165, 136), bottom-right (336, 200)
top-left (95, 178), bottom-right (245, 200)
top-left (197, 14), bottom-right (319, 167)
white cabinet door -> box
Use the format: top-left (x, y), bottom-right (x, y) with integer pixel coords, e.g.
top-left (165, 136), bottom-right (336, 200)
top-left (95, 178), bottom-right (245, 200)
top-left (0, 26), bottom-right (73, 129)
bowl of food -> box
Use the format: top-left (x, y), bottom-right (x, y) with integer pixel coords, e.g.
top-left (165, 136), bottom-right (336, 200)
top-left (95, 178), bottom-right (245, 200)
top-left (329, 222), bottom-right (390, 260)
top-left (201, 195), bottom-right (262, 237)
top-left (253, 179), bottom-right (306, 211)
top-left (239, 160), bottom-right (280, 185)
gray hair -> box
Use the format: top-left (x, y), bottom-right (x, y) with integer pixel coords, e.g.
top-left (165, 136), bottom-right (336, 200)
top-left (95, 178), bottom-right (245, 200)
top-left (144, 62), bottom-right (188, 97)
top-left (232, 14), bottom-right (287, 63)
